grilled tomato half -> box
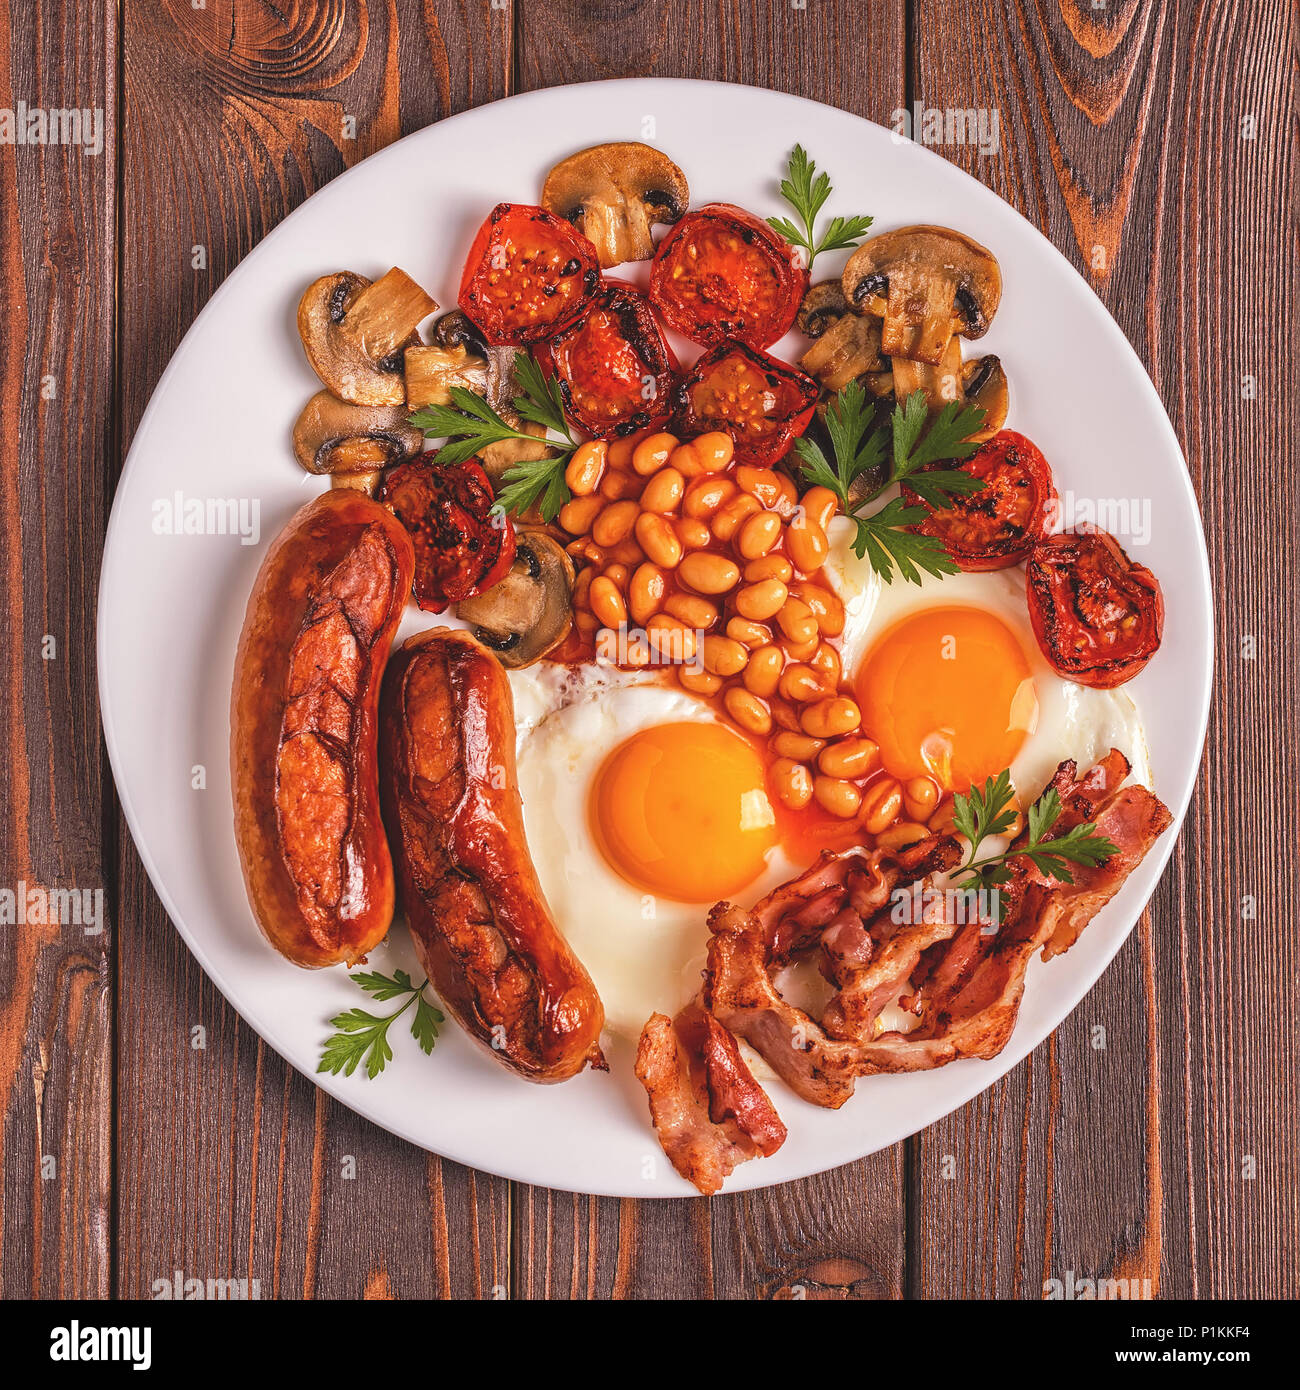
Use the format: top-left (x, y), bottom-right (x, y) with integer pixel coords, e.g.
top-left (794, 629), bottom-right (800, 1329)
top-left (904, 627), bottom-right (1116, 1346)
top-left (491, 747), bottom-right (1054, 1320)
top-left (675, 340), bottom-right (818, 467)
top-left (1025, 527), bottom-right (1164, 688)
top-left (458, 202), bottom-right (600, 346)
top-left (379, 454), bottom-right (515, 612)
top-left (904, 430), bottom-right (1056, 572)
top-left (544, 280), bottom-right (677, 438)
top-left (649, 203), bottom-right (807, 349)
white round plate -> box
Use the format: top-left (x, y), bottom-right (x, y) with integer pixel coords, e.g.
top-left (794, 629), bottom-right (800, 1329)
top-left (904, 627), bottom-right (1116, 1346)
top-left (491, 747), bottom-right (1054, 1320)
top-left (99, 79), bottom-right (1212, 1196)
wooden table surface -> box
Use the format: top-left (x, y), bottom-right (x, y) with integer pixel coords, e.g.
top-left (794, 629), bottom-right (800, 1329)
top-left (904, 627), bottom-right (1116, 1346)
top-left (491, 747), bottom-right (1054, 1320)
top-left (2, 0), bottom-right (1295, 1301)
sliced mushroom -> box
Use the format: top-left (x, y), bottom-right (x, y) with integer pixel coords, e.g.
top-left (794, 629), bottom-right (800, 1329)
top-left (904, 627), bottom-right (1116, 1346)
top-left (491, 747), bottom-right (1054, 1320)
top-left (796, 281), bottom-right (850, 338)
top-left (796, 281), bottom-right (887, 391)
top-left (962, 353), bottom-right (1009, 440)
top-left (431, 307), bottom-right (488, 354)
top-left (426, 310), bottom-right (556, 484)
top-left (542, 142), bottom-right (689, 267)
top-left (890, 335), bottom-right (965, 414)
top-left (329, 469), bottom-right (384, 496)
top-left (841, 226), bottom-right (1001, 366)
top-left (404, 343), bottom-right (488, 410)
top-left (292, 391), bottom-right (423, 474)
top-left (455, 532), bottom-right (574, 668)
top-left (478, 422), bottom-right (555, 488)
top-left (298, 268), bottom-right (438, 406)
top-left (431, 309), bottom-right (518, 414)
top-left (889, 337), bottom-right (1009, 440)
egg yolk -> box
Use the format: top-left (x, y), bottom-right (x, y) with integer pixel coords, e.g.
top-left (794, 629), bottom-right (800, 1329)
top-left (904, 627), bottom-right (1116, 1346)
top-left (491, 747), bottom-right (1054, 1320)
top-left (589, 722), bottom-right (778, 901)
top-left (855, 606), bottom-right (1038, 792)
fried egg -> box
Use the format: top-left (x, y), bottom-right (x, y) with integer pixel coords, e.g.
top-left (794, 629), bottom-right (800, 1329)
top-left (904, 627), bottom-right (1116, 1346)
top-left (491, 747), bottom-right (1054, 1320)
top-left (823, 516), bottom-right (1150, 801)
top-left (510, 664), bottom-right (798, 1037)
top-left (506, 516), bottom-right (1149, 1044)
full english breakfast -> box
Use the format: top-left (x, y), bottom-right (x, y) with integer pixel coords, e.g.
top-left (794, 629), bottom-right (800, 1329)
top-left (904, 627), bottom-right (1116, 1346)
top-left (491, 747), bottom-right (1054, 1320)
top-left (232, 141), bottom-right (1171, 1192)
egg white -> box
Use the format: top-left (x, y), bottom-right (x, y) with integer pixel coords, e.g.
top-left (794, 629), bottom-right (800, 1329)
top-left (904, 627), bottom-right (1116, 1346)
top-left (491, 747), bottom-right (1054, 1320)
top-left (503, 518), bottom-right (1149, 1046)
top-left (508, 665), bottom-right (799, 1039)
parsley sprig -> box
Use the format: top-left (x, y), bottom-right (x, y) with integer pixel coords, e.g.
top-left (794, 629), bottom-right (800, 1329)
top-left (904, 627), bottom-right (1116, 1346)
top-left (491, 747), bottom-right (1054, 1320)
top-left (318, 969), bottom-right (444, 1080)
top-left (950, 772), bottom-right (1119, 914)
top-left (767, 145), bottom-right (874, 270)
top-left (793, 382), bottom-right (986, 584)
top-left (409, 351), bottom-right (576, 522)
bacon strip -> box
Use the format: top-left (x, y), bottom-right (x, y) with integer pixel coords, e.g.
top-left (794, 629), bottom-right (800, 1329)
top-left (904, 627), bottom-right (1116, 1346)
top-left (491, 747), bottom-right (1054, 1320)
top-left (634, 1001), bottom-right (786, 1196)
top-left (858, 753), bottom-right (1173, 1071)
top-left (637, 752), bottom-right (1172, 1193)
top-left (706, 902), bottom-right (869, 1109)
top-left (706, 836), bottom-right (962, 1107)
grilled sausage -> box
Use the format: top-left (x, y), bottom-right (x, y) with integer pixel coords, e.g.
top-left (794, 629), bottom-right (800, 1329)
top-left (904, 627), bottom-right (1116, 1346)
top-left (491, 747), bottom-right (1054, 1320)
top-left (379, 627), bottom-right (605, 1081)
top-left (231, 490), bottom-right (414, 968)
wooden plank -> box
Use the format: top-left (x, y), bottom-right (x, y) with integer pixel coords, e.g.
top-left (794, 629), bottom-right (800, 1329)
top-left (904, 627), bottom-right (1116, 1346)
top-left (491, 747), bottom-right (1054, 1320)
top-left (511, 0), bottom-right (910, 1300)
top-left (909, 0), bottom-right (1299, 1298)
top-left (0, 0), bottom-right (115, 1300)
top-left (114, 0), bottom-right (512, 1300)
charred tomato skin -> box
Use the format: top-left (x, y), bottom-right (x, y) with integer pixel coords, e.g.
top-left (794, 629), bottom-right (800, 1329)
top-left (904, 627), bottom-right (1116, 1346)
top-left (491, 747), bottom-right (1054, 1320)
top-left (378, 454), bottom-right (515, 613)
top-left (649, 203), bottom-right (808, 350)
top-left (903, 429), bottom-right (1056, 572)
top-left (542, 279), bottom-right (678, 438)
top-left (675, 339), bottom-right (819, 467)
top-left (458, 202), bottom-right (601, 346)
top-left (1025, 527), bottom-right (1164, 689)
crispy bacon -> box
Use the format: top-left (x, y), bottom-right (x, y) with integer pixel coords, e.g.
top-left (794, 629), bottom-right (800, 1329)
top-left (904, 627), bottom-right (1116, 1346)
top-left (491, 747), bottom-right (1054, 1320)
top-left (634, 1000), bottom-right (786, 1196)
top-left (637, 751), bottom-right (1172, 1193)
top-left (706, 836), bottom-right (962, 1106)
top-left (858, 753), bottom-right (1172, 1071)
top-left (706, 901), bottom-right (868, 1109)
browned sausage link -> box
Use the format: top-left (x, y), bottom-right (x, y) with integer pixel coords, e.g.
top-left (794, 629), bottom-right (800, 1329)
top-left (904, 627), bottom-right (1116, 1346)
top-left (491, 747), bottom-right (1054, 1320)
top-left (231, 490), bottom-right (414, 968)
top-left (380, 628), bottom-right (606, 1082)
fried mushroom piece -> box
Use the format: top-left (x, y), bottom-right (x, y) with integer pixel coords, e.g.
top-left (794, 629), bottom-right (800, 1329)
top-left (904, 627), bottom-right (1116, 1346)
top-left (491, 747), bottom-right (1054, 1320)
top-left (404, 344), bottom-right (488, 410)
top-left (842, 226), bottom-right (1000, 366)
top-left (542, 142), bottom-right (689, 267)
top-left (796, 280), bottom-right (889, 391)
top-left (427, 310), bottom-right (556, 483)
top-left (454, 532), bottom-right (574, 668)
top-left (328, 469), bottom-right (384, 497)
top-left (292, 391), bottom-right (423, 474)
top-left (298, 268), bottom-right (438, 406)
top-left (960, 352), bottom-right (1009, 440)
top-left (890, 336), bottom-right (1009, 440)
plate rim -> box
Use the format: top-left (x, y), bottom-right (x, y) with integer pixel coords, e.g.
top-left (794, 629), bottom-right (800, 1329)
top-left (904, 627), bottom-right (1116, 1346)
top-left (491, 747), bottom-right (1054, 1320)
top-left (98, 76), bottom-right (1214, 1197)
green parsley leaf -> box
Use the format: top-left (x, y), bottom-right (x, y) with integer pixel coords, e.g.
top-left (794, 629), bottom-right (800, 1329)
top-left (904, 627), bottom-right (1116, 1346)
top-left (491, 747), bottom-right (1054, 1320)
top-left (792, 379), bottom-right (888, 509)
top-left (767, 144), bottom-right (873, 270)
top-left (892, 394), bottom-right (987, 477)
top-left (495, 455), bottom-right (572, 524)
top-left (952, 770), bottom-right (1019, 857)
top-left (795, 380), bottom-right (991, 587)
top-left (1021, 822), bottom-right (1119, 885)
top-left (510, 351), bottom-right (570, 436)
top-left (409, 350), bottom-right (579, 517)
top-left (318, 1008), bottom-right (398, 1080)
top-left (1027, 786), bottom-right (1062, 845)
top-left (410, 994), bottom-right (445, 1056)
top-left (952, 773), bottom-right (1120, 901)
top-left (349, 968), bottom-right (419, 1002)
top-left (318, 971), bottom-right (443, 1080)
top-left (816, 214), bottom-right (877, 257)
top-left (852, 498), bottom-right (960, 583)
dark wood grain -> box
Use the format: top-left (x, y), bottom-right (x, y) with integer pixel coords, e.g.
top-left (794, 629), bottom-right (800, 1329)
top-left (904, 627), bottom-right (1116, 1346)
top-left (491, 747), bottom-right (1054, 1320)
top-left (0, 0), bottom-right (1291, 1303)
top-left (113, 0), bottom-right (511, 1300)
top-left (908, 0), bottom-right (1299, 1298)
top-left (0, 0), bottom-right (115, 1300)
top-left (512, 0), bottom-right (910, 1301)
